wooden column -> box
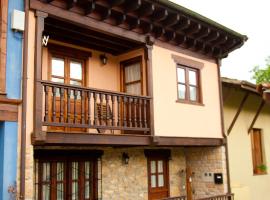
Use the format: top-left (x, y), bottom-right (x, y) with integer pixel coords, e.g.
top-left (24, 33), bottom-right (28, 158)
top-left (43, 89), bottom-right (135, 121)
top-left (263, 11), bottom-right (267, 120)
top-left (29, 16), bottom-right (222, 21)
top-left (33, 11), bottom-right (48, 141)
top-left (145, 36), bottom-right (155, 136)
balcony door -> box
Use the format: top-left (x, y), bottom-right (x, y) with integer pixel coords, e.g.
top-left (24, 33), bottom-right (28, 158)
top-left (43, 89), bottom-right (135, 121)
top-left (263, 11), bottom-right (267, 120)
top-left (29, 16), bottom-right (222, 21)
top-left (48, 48), bottom-right (86, 132)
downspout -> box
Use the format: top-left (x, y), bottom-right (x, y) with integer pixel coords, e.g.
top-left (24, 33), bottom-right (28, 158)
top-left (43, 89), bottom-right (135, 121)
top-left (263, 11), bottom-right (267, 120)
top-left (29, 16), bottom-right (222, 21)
top-left (20, 0), bottom-right (29, 199)
top-left (216, 59), bottom-right (231, 194)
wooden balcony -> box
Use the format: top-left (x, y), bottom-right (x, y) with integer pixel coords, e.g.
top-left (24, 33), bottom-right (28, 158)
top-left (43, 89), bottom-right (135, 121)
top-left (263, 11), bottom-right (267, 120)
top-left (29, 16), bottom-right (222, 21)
top-left (41, 80), bottom-right (151, 134)
top-left (161, 194), bottom-right (234, 200)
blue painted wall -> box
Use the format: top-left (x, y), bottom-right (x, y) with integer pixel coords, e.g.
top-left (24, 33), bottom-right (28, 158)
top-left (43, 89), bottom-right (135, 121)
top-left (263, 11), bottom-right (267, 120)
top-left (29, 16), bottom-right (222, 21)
top-left (0, 0), bottom-right (24, 198)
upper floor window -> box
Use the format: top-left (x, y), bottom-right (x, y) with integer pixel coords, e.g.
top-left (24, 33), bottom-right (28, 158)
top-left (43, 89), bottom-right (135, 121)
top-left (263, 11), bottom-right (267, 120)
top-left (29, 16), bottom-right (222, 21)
top-left (172, 54), bottom-right (203, 105)
top-left (251, 128), bottom-right (267, 175)
top-left (177, 65), bottom-right (200, 102)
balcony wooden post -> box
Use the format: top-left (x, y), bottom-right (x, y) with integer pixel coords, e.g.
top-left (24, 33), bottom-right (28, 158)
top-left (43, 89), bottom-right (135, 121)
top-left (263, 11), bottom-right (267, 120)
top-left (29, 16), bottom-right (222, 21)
top-left (145, 36), bottom-right (155, 135)
top-left (33, 11), bottom-right (48, 142)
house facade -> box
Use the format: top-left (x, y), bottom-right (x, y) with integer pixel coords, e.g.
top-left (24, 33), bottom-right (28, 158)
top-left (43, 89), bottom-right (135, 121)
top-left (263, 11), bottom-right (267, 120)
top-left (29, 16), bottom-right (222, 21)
top-left (223, 78), bottom-right (270, 200)
top-left (18, 0), bottom-right (246, 200)
top-left (0, 0), bottom-right (24, 199)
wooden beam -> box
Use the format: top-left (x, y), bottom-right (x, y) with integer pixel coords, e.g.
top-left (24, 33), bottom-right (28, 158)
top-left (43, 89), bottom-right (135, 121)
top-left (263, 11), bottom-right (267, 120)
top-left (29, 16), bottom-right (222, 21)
top-left (100, 8), bottom-right (111, 20)
top-left (175, 34), bottom-right (187, 46)
top-left (129, 18), bottom-right (140, 30)
top-left (83, 0), bottom-right (96, 15)
top-left (165, 31), bottom-right (176, 42)
top-left (194, 27), bottom-right (211, 39)
top-left (115, 13), bottom-right (126, 25)
top-left (184, 23), bottom-right (202, 35)
top-left (142, 23), bottom-right (153, 34)
top-left (154, 26), bottom-right (165, 38)
top-left (227, 92), bottom-right (249, 135)
top-left (248, 100), bottom-right (265, 133)
top-left (139, 3), bottom-right (155, 17)
top-left (67, 0), bottom-right (76, 9)
top-left (109, 0), bottom-right (125, 7)
top-left (212, 47), bottom-right (222, 57)
top-left (162, 13), bottom-right (180, 27)
top-left (152, 8), bottom-right (168, 22)
top-left (203, 30), bottom-right (220, 42)
top-left (176, 18), bottom-right (191, 30)
top-left (125, 0), bottom-right (141, 12)
top-left (212, 35), bottom-right (228, 46)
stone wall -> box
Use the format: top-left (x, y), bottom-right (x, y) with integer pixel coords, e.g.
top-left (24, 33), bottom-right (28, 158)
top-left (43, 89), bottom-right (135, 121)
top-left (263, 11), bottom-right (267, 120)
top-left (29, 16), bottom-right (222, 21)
top-left (185, 146), bottom-right (228, 199)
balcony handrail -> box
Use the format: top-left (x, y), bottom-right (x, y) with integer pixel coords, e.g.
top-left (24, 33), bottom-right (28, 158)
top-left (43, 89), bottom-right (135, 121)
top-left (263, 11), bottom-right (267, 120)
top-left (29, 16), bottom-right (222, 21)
top-left (161, 193), bottom-right (234, 200)
top-left (40, 80), bottom-right (151, 99)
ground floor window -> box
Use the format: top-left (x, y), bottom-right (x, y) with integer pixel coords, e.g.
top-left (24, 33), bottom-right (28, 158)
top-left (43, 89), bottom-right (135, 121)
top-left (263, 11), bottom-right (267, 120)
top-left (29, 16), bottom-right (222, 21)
top-left (34, 150), bottom-right (102, 200)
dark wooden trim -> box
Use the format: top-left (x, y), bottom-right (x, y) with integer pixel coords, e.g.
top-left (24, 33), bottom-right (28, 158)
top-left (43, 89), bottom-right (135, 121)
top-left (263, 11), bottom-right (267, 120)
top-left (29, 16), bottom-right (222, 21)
top-left (32, 132), bottom-right (225, 146)
top-left (0, 98), bottom-right (22, 105)
top-left (48, 44), bottom-right (92, 59)
top-left (248, 100), bottom-right (265, 133)
top-left (0, 102), bottom-right (19, 122)
top-left (34, 11), bottom-right (48, 140)
top-left (144, 149), bottom-right (171, 158)
top-left (227, 92), bottom-right (249, 135)
top-left (0, 0), bottom-right (8, 93)
top-left (172, 54), bottom-right (204, 69)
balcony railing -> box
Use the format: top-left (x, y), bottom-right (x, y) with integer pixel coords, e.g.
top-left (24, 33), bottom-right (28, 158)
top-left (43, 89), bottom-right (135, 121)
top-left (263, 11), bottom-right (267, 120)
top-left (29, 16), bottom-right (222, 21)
top-left (41, 80), bottom-right (151, 134)
top-left (161, 194), bottom-right (234, 200)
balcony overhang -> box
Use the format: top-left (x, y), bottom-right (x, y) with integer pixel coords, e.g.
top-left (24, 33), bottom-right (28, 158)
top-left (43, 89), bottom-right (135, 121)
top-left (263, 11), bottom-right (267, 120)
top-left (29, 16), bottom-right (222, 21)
top-left (30, 0), bottom-right (247, 58)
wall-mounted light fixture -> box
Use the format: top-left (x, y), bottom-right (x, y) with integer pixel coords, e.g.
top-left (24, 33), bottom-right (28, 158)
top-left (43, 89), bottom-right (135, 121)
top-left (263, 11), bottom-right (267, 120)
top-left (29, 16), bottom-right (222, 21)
top-left (99, 53), bottom-right (108, 65)
top-left (122, 153), bottom-right (129, 165)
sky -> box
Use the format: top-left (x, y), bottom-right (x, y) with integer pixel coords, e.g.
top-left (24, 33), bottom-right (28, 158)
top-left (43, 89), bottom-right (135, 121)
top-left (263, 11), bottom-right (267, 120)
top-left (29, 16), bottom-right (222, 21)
top-left (170, 0), bottom-right (270, 83)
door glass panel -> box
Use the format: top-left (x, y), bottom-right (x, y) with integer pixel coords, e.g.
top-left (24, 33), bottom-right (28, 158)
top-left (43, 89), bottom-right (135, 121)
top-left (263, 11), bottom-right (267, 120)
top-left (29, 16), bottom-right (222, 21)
top-left (42, 163), bottom-right (50, 200)
top-left (177, 67), bottom-right (185, 83)
top-left (70, 61), bottom-right (82, 80)
top-left (189, 86), bottom-right (197, 101)
top-left (126, 83), bottom-right (141, 95)
top-left (158, 174), bottom-right (164, 187)
top-left (70, 80), bottom-right (82, 86)
top-left (52, 58), bottom-right (65, 77)
top-left (72, 162), bottom-right (79, 200)
top-left (125, 63), bottom-right (141, 83)
top-left (150, 161), bottom-right (156, 173)
top-left (85, 162), bottom-right (91, 199)
top-left (158, 160), bottom-right (163, 173)
top-left (151, 175), bottom-right (156, 188)
top-left (178, 84), bottom-right (186, 99)
top-left (189, 70), bottom-right (197, 85)
top-left (57, 162), bottom-right (64, 200)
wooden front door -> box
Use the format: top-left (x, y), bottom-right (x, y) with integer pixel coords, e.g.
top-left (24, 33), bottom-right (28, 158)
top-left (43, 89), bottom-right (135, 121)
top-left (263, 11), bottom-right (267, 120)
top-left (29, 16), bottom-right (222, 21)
top-left (48, 51), bottom-right (86, 132)
top-left (148, 157), bottom-right (169, 200)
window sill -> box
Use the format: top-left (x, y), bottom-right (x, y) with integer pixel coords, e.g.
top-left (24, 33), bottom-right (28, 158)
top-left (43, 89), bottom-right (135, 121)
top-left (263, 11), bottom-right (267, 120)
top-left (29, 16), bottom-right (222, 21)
top-left (175, 99), bottom-right (204, 106)
top-left (253, 172), bottom-right (267, 176)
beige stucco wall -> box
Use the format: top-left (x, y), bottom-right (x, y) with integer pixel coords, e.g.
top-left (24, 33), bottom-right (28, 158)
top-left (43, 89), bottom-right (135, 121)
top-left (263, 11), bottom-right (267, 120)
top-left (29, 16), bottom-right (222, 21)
top-left (223, 87), bottom-right (270, 200)
top-left (152, 45), bottom-right (222, 138)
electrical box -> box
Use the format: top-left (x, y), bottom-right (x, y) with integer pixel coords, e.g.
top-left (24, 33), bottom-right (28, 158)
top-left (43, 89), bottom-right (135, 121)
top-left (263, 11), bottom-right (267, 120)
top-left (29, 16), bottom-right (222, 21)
top-left (214, 173), bottom-right (223, 184)
top-left (11, 10), bottom-right (25, 32)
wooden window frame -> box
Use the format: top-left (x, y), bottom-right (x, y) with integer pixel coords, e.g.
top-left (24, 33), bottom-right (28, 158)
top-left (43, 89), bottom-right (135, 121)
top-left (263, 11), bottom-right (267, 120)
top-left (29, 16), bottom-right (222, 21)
top-left (251, 128), bottom-right (267, 175)
top-left (0, 0), bottom-right (8, 94)
top-left (172, 54), bottom-right (204, 106)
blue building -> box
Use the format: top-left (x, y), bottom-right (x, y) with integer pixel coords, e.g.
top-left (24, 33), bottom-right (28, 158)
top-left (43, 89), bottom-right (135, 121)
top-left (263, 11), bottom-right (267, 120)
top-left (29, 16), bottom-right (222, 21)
top-left (0, 0), bottom-right (24, 199)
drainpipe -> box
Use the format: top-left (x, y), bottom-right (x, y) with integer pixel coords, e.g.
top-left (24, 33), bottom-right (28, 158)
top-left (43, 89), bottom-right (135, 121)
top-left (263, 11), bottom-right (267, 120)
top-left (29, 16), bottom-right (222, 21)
top-left (216, 59), bottom-right (231, 194)
top-left (20, 0), bottom-right (29, 199)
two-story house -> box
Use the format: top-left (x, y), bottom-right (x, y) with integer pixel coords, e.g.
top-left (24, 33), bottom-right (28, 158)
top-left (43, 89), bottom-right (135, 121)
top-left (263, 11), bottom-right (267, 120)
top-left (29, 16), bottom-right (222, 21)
top-left (222, 78), bottom-right (270, 200)
top-left (0, 0), bottom-right (24, 199)
top-left (18, 0), bottom-right (247, 199)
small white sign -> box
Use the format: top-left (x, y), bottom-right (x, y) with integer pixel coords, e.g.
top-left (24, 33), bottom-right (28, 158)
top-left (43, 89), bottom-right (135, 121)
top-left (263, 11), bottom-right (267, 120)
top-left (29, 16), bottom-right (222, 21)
top-left (11, 10), bottom-right (25, 32)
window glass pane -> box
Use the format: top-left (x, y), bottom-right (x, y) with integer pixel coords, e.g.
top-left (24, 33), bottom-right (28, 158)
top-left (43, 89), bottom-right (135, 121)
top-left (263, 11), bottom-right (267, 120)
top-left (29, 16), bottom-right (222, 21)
top-left (177, 67), bottom-right (185, 83)
top-left (158, 160), bottom-right (163, 173)
top-left (42, 163), bottom-right (50, 200)
top-left (57, 162), bottom-right (64, 200)
top-left (42, 185), bottom-right (50, 200)
top-left (70, 80), bottom-right (82, 86)
top-left (189, 70), bottom-right (197, 85)
top-left (52, 58), bottom-right (64, 77)
top-left (158, 174), bottom-right (164, 187)
top-left (125, 63), bottom-right (141, 83)
top-left (126, 83), bottom-right (141, 95)
top-left (178, 84), bottom-right (186, 99)
top-left (85, 162), bottom-right (91, 199)
top-left (189, 86), bottom-right (197, 101)
top-left (151, 161), bottom-right (156, 173)
top-left (72, 162), bottom-right (78, 200)
top-left (70, 61), bottom-right (82, 80)
top-left (151, 175), bottom-right (156, 188)
top-left (52, 77), bottom-right (64, 83)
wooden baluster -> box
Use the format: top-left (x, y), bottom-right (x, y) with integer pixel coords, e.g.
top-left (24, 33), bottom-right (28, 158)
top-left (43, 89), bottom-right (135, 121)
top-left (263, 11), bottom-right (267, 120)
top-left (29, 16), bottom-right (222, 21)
top-left (123, 96), bottom-right (127, 127)
top-left (128, 97), bottom-right (132, 127)
top-left (100, 93), bottom-right (104, 125)
top-left (134, 98), bottom-right (137, 128)
top-left (60, 87), bottom-right (64, 123)
top-left (94, 92), bottom-right (97, 125)
top-left (67, 88), bottom-right (71, 123)
top-left (117, 96), bottom-right (121, 127)
top-left (105, 94), bottom-right (109, 126)
top-left (44, 85), bottom-right (49, 122)
top-left (81, 90), bottom-right (85, 124)
top-left (74, 89), bottom-right (78, 124)
top-left (138, 98), bottom-right (142, 128)
top-left (88, 91), bottom-right (91, 126)
top-left (52, 86), bottom-right (56, 122)
top-left (143, 99), bottom-right (147, 128)
top-left (112, 95), bottom-right (115, 126)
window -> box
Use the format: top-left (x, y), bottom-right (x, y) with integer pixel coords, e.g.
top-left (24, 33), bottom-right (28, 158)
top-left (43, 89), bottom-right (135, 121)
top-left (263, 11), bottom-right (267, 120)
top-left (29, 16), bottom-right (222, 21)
top-left (177, 65), bottom-right (200, 102)
top-left (251, 129), bottom-right (266, 175)
top-left (35, 151), bottom-right (102, 200)
top-left (0, 0), bottom-right (8, 93)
